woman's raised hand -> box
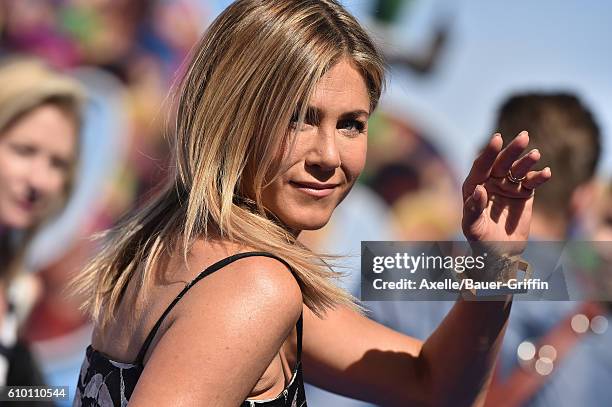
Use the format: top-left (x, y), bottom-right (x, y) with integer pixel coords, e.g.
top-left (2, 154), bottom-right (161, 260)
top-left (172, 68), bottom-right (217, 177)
top-left (461, 131), bottom-right (551, 252)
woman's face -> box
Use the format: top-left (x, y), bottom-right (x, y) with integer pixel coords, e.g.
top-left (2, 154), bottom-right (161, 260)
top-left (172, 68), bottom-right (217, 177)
top-left (262, 58), bottom-right (371, 232)
top-left (0, 104), bottom-right (77, 229)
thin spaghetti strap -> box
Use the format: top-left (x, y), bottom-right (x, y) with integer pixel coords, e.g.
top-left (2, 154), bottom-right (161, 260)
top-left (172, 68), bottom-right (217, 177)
top-left (134, 251), bottom-right (294, 365)
top-left (296, 312), bottom-right (303, 361)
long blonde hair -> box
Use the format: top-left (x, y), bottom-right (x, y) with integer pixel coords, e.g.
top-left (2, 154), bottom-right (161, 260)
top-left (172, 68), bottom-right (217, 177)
top-left (74, 0), bottom-right (385, 326)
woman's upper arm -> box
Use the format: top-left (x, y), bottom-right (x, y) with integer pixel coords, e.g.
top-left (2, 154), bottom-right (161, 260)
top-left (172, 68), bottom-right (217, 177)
top-left (302, 304), bottom-right (430, 406)
top-left (129, 256), bottom-right (303, 407)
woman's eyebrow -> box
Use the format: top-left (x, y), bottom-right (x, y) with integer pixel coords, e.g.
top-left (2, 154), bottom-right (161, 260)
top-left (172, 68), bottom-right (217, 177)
top-left (339, 110), bottom-right (370, 120)
top-left (297, 106), bottom-right (370, 122)
top-left (293, 106), bottom-right (321, 123)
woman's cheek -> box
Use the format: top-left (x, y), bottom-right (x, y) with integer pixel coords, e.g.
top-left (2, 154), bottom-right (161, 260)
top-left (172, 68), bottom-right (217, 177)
top-left (341, 137), bottom-right (368, 180)
top-left (278, 133), bottom-right (308, 172)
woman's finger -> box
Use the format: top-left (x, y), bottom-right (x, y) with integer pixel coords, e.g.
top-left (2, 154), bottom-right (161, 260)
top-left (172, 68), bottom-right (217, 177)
top-left (490, 131), bottom-right (530, 178)
top-left (509, 149), bottom-right (541, 180)
top-left (463, 184), bottom-right (488, 229)
top-left (521, 167), bottom-right (552, 191)
top-left (462, 134), bottom-right (503, 201)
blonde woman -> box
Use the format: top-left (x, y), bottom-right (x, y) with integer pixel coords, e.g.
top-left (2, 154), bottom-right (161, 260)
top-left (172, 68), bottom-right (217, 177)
top-left (0, 59), bottom-right (84, 271)
top-left (72, 1), bottom-right (551, 406)
top-left (0, 58), bottom-right (83, 386)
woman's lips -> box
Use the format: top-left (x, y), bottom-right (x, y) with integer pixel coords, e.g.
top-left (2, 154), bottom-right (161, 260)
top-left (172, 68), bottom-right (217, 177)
top-left (290, 181), bottom-right (338, 198)
top-left (15, 197), bottom-right (36, 212)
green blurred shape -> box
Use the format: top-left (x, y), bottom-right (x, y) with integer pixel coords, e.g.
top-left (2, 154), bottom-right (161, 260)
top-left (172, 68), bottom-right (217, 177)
top-left (373, 0), bottom-right (412, 24)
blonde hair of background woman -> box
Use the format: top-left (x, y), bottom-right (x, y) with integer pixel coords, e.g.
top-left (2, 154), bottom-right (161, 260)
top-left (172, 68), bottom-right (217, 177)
top-left (73, 0), bottom-right (385, 326)
top-left (0, 58), bottom-right (84, 282)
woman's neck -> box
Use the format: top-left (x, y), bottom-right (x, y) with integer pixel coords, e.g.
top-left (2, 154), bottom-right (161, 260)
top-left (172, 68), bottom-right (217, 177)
top-left (288, 228), bottom-right (302, 240)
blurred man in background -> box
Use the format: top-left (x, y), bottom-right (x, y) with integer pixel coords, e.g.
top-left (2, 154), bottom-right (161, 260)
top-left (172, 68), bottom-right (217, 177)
top-left (483, 93), bottom-right (610, 407)
top-left (369, 92), bottom-right (610, 407)
top-left (493, 94), bottom-right (600, 240)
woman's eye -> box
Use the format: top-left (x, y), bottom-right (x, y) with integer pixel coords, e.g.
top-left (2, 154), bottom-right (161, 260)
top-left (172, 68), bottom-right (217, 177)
top-left (10, 143), bottom-right (36, 156)
top-left (51, 157), bottom-right (71, 172)
top-left (290, 112), bottom-right (317, 131)
top-left (338, 119), bottom-right (366, 135)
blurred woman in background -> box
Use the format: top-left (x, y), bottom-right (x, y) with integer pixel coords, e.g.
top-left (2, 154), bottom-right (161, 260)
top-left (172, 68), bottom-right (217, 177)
top-left (0, 58), bottom-right (84, 386)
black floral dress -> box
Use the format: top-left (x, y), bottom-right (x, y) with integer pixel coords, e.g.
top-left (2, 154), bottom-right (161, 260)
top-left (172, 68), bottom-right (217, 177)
top-left (73, 252), bottom-right (307, 407)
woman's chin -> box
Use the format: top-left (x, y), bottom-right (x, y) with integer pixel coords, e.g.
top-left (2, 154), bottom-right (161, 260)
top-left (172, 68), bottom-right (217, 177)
top-left (0, 211), bottom-right (34, 230)
top-left (283, 213), bottom-right (332, 233)
top-left (299, 221), bottom-right (329, 231)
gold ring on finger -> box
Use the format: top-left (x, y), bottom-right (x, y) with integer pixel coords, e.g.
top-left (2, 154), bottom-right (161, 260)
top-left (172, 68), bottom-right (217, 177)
top-left (507, 169), bottom-right (526, 184)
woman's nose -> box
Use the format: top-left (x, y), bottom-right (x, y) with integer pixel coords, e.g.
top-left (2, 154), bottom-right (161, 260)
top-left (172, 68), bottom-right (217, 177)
top-left (27, 158), bottom-right (63, 197)
top-left (305, 126), bottom-right (341, 171)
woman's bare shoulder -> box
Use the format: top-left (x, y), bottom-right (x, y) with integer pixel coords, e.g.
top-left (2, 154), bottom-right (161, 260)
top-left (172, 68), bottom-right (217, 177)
top-left (131, 242), bottom-right (304, 405)
top-left (175, 239), bottom-right (303, 321)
